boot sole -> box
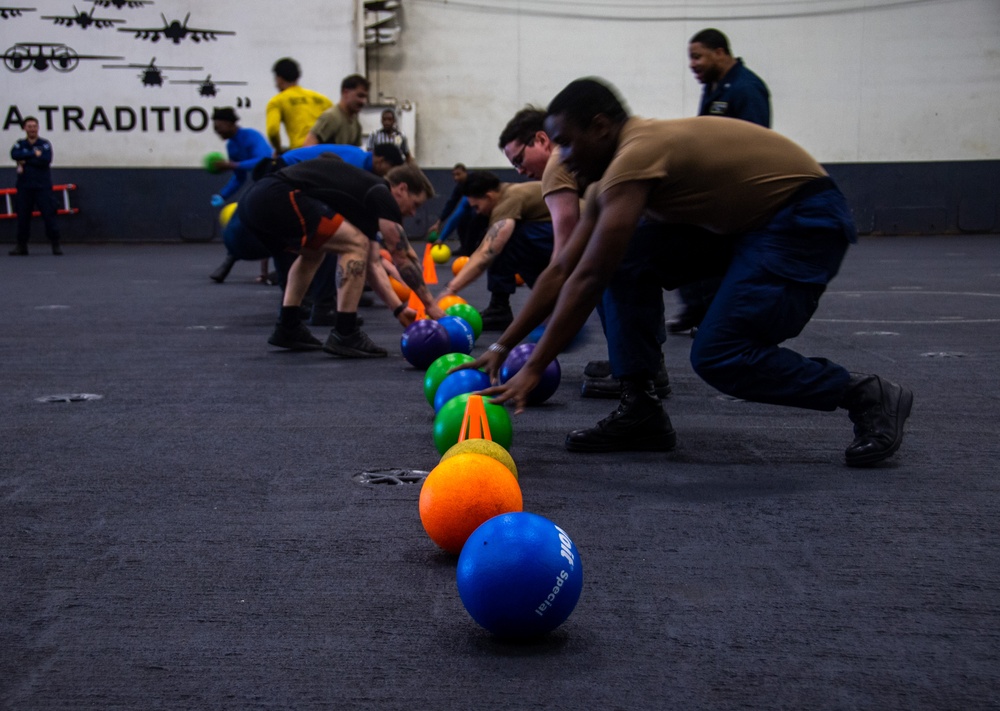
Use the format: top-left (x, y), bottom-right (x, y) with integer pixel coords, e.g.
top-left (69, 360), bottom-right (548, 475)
top-left (321, 345), bottom-right (387, 358)
top-left (268, 339), bottom-right (322, 351)
top-left (845, 387), bottom-right (913, 467)
top-left (565, 431), bottom-right (677, 453)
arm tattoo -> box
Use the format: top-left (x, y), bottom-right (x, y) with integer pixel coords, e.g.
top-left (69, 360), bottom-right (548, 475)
top-left (394, 225), bottom-right (413, 254)
top-left (482, 223), bottom-right (502, 261)
top-left (397, 260), bottom-right (424, 291)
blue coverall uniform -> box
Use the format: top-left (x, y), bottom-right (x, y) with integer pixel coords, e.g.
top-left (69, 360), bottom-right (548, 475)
top-left (10, 135), bottom-right (60, 249)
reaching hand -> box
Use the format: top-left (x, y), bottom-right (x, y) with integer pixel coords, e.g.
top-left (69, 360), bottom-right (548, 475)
top-left (425, 303), bottom-right (446, 320)
top-left (477, 364), bottom-right (542, 415)
top-left (397, 307), bottom-right (418, 327)
top-left (449, 344), bottom-right (508, 386)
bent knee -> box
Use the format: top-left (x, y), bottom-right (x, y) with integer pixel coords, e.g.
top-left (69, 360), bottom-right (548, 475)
top-left (690, 336), bottom-right (747, 393)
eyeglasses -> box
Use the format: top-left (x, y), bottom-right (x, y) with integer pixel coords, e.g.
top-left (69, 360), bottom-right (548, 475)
top-left (510, 144), bottom-right (527, 170)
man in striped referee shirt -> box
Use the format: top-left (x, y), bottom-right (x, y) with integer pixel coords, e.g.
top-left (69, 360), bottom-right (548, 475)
top-left (366, 108), bottom-right (411, 162)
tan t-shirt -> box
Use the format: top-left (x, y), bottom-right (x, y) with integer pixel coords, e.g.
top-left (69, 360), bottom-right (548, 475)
top-left (310, 104), bottom-right (362, 146)
top-left (540, 148), bottom-right (578, 198)
top-left (594, 116), bottom-right (827, 235)
top-left (490, 182), bottom-right (551, 224)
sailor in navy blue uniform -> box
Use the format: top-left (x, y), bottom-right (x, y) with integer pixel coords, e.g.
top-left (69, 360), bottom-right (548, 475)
top-left (9, 116), bottom-right (61, 255)
top-left (691, 28), bottom-right (771, 128)
top-left (669, 29), bottom-right (771, 330)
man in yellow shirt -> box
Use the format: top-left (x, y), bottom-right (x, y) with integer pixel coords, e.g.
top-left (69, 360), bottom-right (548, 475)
top-left (265, 58), bottom-right (332, 153)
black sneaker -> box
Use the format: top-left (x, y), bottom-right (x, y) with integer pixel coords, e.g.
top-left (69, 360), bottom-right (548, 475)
top-left (842, 374), bottom-right (913, 467)
top-left (480, 304), bottom-right (513, 331)
top-left (322, 328), bottom-right (387, 358)
top-left (9, 245), bottom-right (28, 256)
top-left (268, 322), bottom-right (322, 350)
top-left (51, 243), bottom-right (63, 256)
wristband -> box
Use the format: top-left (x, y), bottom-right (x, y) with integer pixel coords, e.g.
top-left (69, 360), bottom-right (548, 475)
top-left (393, 303), bottom-right (407, 317)
top-left (487, 343), bottom-right (510, 356)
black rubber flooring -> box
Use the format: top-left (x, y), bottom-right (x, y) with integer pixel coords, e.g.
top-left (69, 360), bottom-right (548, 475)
top-left (2, 235), bottom-right (998, 710)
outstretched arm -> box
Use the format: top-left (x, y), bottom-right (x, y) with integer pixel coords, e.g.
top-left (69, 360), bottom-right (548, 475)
top-left (545, 188), bottom-right (581, 261)
top-left (437, 218), bottom-right (513, 297)
top-left (480, 181), bottom-right (651, 411)
top-left (453, 200), bottom-right (595, 382)
top-left (379, 219), bottom-right (445, 319)
top-left (365, 241), bottom-right (416, 326)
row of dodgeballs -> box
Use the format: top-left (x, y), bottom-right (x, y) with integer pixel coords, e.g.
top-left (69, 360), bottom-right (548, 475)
top-left (400, 294), bottom-right (581, 640)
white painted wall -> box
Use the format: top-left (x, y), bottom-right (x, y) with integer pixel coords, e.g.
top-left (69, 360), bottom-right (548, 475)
top-left (372, 0), bottom-right (1000, 166)
top-left (3, 0), bottom-right (998, 169)
top-left (2, 0), bottom-right (355, 167)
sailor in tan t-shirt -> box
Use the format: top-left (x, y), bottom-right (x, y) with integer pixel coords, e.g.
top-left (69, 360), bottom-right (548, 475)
top-left (474, 78), bottom-right (912, 469)
top-left (496, 106), bottom-right (671, 400)
top-left (303, 75), bottom-right (369, 147)
top-left (436, 171), bottom-right (554, 331)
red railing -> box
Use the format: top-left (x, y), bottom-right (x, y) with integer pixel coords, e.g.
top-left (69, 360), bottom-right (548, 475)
top-left (1, 184), bottom-right (79, 219)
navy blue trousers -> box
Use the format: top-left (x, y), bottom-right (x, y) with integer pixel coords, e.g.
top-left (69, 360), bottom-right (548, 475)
top-left (15, 186), bottom-right (60, 246)
top-left (603, 181), bottom-right (856, 412)
top-left (487, 221), bottom-right (554, 294)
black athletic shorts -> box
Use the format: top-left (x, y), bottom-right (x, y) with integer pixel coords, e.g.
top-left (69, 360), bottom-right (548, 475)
top-left (238, 176), bottom-right (344, 253)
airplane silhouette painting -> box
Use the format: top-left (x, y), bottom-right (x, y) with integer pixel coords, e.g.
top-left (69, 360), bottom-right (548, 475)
top-left (0, 7), bottom-right (35, 20)
top-left (3, 42), bottom-right (123, 72)
top-left (169, 74), bottom-right (247, 98)
top-left (103, 56), bottom-right (201, 86)
top-left (42, 5), bottom-right (126, 29)
top-left (117, 13), bottom-right (235, 44)
top-left (87, 0), bottom-right (153, 8)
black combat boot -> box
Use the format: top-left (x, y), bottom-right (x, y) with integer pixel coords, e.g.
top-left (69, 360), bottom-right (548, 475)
top-left (841, 373), bottom-right (913, 467)
top-left (580, 357), bottom-right (672, 400)
top-left (566, 379), bottom-right (677, 453)
top-left (480, 291), bottom-right (513, 331)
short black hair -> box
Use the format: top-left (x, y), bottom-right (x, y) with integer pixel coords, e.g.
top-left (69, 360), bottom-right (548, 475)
top-left (21, 116), bottom-right (39, 127)
top-left (272, 58), bottom-right (300, 83)
top-left (546, 77), bottom-right (629, 130)
top-left (461, 171), bottom-right (501, 198)
top-left (372, 143), bottom-right (404, 167)
top-left (690, 28), bottom-right (731, 54)
top-left (211, 107), bottom-right (239, 123)
top-left (341, 74), bottom-right (370, 92)
top-left (498, 107), bottom-right (545, 149)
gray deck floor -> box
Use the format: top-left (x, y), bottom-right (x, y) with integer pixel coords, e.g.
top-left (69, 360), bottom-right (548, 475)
top-left (2, 235), bottom-right (998, 710)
